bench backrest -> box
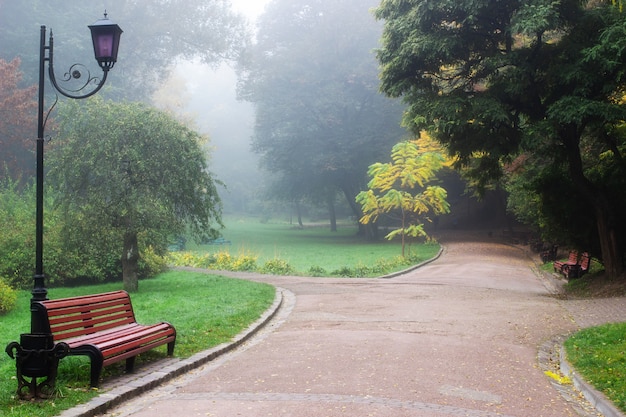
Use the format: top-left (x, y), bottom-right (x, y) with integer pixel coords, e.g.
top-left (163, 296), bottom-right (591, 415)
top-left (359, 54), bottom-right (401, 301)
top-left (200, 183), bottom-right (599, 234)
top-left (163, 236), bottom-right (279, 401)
top-left (567, 251), bottom-right (579, 263)
top-left (579, 252), bottom-right (591, 271)
top-left (33, 290), bottom-right (136, 342)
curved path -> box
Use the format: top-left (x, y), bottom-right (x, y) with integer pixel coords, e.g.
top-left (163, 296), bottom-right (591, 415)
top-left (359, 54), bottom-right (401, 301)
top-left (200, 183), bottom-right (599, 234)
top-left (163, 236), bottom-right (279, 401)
top-left (93, 231), bottom-right (626, 417)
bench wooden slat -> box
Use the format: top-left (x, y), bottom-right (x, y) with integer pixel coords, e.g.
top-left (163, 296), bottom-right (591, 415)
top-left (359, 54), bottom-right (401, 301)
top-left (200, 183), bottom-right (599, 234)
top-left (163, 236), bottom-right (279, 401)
top-left (66, 323), bottom-right (174, 352)
top-left (47, 301), bottom-right (131, 318)
top-left (48, 306), bottom-right (132, 324)
top-left (102, 338), bottom-right (176, 368)
top-left (34, 290), bottom-right (176, 387)
top-left (43, 291), bottom-right (131, 308)
top-left (50, 316), bottom-right (137, 340)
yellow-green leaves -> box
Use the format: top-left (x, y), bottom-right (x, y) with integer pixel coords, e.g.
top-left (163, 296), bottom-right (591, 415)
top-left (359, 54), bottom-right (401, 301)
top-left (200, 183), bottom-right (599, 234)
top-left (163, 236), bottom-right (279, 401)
top-left (356, 134), bottom-right (451, 256)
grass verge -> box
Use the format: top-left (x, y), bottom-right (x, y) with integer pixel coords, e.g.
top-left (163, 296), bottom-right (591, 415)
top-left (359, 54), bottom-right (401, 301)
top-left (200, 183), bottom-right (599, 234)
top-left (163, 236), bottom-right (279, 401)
top-left (0, 270), bottom-right (275, 417)
top-left (564, 323), bottom-right (626, 413)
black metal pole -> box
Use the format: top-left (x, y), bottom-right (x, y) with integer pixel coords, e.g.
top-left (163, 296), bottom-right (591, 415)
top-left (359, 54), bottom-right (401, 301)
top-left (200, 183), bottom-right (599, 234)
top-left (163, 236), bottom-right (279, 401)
top-left (31, 25), bottom-right (48, 333)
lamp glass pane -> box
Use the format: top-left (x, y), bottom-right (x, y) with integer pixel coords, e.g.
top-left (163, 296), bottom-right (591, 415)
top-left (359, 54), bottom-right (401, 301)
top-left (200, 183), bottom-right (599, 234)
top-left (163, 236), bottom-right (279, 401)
top-left (95, 34), bottom-right (114, 58)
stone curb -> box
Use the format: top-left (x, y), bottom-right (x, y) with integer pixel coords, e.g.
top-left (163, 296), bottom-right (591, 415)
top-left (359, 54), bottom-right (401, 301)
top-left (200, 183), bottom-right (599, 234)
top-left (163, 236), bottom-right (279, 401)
top-left (379, 244), bottom-right (445, 279)
top-left (56, 287), bottom-right (286, 417)
top-left (559, 342), bottom-right (626, 417)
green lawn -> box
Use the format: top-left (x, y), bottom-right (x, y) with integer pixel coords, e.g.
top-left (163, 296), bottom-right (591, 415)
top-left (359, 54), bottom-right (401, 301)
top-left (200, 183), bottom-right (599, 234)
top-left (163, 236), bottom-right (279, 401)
top-left (0, 271), bottom-right (275, 417)
top-left (565, 322), bottom-right (626, 413)
top-left (181, 217), bottom-right (440, 275)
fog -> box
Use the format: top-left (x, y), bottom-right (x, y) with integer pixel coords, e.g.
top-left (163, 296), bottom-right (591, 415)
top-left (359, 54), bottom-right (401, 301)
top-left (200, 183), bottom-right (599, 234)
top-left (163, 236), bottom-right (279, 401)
top-left (0, 0), bottom-right (500, 227)
top-left (165, 60), bottom-right (262, 213)
top-left (156, 0), bottom-right (269, 214)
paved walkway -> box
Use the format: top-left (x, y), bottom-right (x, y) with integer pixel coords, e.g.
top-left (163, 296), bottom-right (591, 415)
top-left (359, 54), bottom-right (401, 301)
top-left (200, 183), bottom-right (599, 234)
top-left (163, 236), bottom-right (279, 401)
top-left (60, 231), bottom-right (626, 417)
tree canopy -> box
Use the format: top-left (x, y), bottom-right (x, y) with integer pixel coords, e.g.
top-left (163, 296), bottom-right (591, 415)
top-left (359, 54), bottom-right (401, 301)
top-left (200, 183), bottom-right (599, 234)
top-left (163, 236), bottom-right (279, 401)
top-left (238, 0), bottom-right (408, 233)
top-left (48, 98), bottom-right (223, 291)
top-left (375, 0), bottom-right (626, 278)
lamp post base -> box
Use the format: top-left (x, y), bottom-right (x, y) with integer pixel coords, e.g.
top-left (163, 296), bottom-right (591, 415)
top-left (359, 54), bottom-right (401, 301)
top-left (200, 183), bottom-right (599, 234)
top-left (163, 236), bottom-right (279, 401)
top-left (5, 334), bottom-right (69, 400)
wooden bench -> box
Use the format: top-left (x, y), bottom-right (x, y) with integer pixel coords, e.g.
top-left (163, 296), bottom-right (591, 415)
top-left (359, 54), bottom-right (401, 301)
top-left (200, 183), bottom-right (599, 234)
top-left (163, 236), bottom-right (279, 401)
top-left (553, 250), bottom-right (578, 273)
top-left (205, 237), bottom-right (231, 245)
top-left (540, 244), bottom-right (559, 263)
top-left (561, 252), bottom-right (591, 279)
top-left (554, 251), bottom-right (591, 279)
top-left (31, 290), bottom-right (176, 387)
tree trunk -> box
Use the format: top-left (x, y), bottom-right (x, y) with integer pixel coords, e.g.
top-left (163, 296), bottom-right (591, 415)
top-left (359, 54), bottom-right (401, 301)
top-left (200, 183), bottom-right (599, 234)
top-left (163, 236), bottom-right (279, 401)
top-left (122, 231), bottom-right (139, 292)
top-left (295, 201), bottom-right (303, 228)
top-left (338, 181), bottom-right (378, 239)
top-left (594, 202), bottom-right (623, 278)
top-left (327, 193), bottom-right (337, 232)
top-left (564, 128), bottom-right (624, 279)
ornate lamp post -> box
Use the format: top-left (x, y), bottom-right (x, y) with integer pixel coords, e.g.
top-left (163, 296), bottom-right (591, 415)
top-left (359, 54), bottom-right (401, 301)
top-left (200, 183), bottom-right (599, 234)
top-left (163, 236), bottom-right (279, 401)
top-left (5, 13), bottom-right (122, 399)
top-left (33, 13), bottom-right (123, 306)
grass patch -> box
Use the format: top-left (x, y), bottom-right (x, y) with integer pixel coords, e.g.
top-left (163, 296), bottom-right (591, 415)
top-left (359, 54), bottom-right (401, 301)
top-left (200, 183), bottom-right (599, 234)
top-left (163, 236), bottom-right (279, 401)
top-left (178, 217), bottom-right (439, 276)
top-left (565, 323), bottom-right (626, 413)
top-left (0, 270), bottom-right (274, 417)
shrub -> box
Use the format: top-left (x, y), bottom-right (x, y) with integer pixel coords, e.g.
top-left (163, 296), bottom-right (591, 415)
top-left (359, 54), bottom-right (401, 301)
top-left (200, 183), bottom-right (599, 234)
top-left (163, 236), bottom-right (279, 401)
top-left (0, 279), bottom-right (17, 314)
top-left (353, 263), bottom-right (372, 277)
top-left (139, 245), bottom-right (168, 278)
top-left (261, 258), bottom-right (295, 275)
top-left (212, 251), bottom-right (234, 270)
top-left (230, 253), bottom-right (258, 271)
top-left (308, 265), bottom-right (327, 277)
top-left (332, 266), bottom-right (355, 277)
top-left (0, 180), bottom-right (36, 288)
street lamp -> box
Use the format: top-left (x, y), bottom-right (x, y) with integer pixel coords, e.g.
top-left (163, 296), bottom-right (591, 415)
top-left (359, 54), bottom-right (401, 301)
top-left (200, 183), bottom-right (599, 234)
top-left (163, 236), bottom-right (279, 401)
top-left (6, 13), bottom-right (122, 399)
top-left (33, 13), bottom-right (122, 306)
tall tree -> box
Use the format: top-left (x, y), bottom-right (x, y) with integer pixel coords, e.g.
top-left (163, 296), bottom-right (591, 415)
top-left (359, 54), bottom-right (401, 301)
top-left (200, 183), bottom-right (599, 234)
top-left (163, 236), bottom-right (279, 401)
top-left (48, 98), bottom-right (223, 292)
top-left (375, 0), bottom-right (626, 278)
top-left (239, 0), bottom-right (407, 235)
top-left (0, 58), bottom-right (37, 180)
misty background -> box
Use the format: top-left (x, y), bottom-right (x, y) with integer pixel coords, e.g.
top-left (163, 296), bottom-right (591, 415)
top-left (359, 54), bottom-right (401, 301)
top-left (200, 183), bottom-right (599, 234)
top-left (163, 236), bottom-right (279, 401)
top-left (0, 0), bottom-right (503, 229)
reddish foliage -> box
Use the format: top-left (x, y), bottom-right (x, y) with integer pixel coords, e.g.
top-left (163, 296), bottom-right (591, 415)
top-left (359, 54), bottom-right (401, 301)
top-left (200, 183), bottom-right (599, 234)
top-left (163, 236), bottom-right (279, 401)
top-left (0, 58), bottom-right (37, 180)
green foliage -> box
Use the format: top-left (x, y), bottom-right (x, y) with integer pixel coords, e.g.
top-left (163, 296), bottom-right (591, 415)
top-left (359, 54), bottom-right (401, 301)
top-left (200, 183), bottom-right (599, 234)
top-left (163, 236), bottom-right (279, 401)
top-left (167, 251), bottom-right (258, 272)
top-left (0, 279), bottom-right (17, 314)
top-left (332, 266), bottom-right (356, 277)
top-left (138, 246), bottom-right (168, 278)
top-left (168, 249), bottom-right (421, 278)
top-left (48, 98), bottom-right (223, 290)
top-left (330, 254), bottom-right (422, 277)
top-left (307, 265), bottom-right (328, 277)
top-left (375, 0), bottom-right (626, 276)
top-left (230, 253), bottom-right (259, 272)
top-left (565, 323), bottom-right (626, 412)
top-left (0, 180), bottom-right (35, 288)
top-left (0, 179), bottom-right (169, 289)
top-left (50, 98), bottom-right (223, 243)
top-left (260, 258), bottom-right (295, 275)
